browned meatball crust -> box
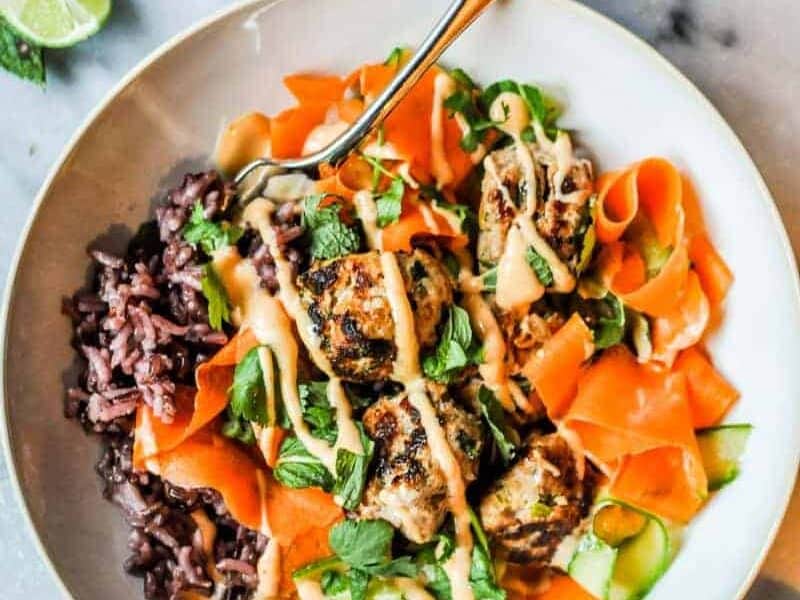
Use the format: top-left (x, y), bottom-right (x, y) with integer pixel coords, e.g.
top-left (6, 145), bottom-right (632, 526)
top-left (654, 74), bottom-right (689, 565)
top-left (358, 384), bottom-right (483, 543)
top-left (479, 433), bottom-right (595, 567)
top-left (477, 144), bottom-right (593, 271)
top-left (297, 249), bottom-right (452, 382)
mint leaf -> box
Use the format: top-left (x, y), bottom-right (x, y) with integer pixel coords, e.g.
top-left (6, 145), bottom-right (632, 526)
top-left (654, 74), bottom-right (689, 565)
top-left (526, 247), bottom-right (554, 287)
top-left (376, 177), bottom-right (404, 227)
top-left (443, 82), bottom-right (505, 153)
top-left (274, 436), bottom-right (335, 491)
top-left (200, 263), bottom-right (231, 330)
top-left (333, 424), bottom-right (375, 510)
top-left (183, 202), bottom-right (242, 255)
top-left (477, 385), bottom-right (516, 465)
top-left (0, 17), bottom-right (44, 85)
top-left (299, 381), bottom-right (338, 443)
top-left (303, 195), bottom-right (361, 260)
top-left (468, 509), bottom-right (506, 600)
top-left (229, 347), bottom-right (269, 424)
top-left (593, 293), bottom-right (625, 349)
top-left (329, 519), bottom-right (395, 571)
top-left (221, 406), bottom-right (256, 445)
top-left (423, 306), bottom-right (481, 383)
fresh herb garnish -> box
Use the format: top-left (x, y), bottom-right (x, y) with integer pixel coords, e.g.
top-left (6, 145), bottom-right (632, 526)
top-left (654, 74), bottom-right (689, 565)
top-left (477, 385), bottom-right (517, 465)
top-left (299, 381), bottom-right (338, 443)
top-left (526, 246), bottom-right (554, 287)
top-left (220, 406), bottom-right (256, 445)
top-left (482, 80), bottom-right (561, 141)
top-left (229, 347), bottom-right (270, 425)
top-left (423, 306), bottom-right (482, 383)
top-left (183, 201), bottom-right (243, 255)
top-left (376, 177), bottom-right (405, 227)
top-left (443, 85), bottom-right (507, 153)
top-left (430, 198), bottom-right (476, 239)
top-left (329, 519), bottom-right (395, 570)
top-left (333, 424), bottom-right (375, 510)
top-left (274, 436), bottom-right (335, 491)
top-left (200, 263), bottom-right (231, 330)
top-left (0, 17), bottom-right (44, 84)
top-left (360, 153), bottom-right (406, 227)
top-left (592, 293), bottom-right (626, 349)
top-left (385, 46), bottom-right (405, 68)
top-left (303, 194), bottom-right (362, 260)
top-left (294, 518), bottom-right (417, 600)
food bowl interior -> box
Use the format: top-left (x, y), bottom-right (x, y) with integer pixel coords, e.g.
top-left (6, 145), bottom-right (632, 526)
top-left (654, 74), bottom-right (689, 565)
top-left (3, 0), bottom-right (799, 598)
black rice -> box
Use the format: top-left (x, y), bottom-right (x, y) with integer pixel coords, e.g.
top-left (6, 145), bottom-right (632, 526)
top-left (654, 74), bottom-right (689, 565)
top-left (62, 171), bottom-right (304, 599)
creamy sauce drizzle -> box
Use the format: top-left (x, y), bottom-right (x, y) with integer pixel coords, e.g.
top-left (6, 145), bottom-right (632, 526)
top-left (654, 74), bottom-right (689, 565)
top-left (484, 95), bottom-right (577, 306)
top-left (242, 199), bottom-right (363, 459)
top-left (379, 251), bottom-right (474, 600)
top-left (252, 539), bottom-right (282, 600)
top-left (354, 191), bottom-right (382, 250)
top-left (455, 249), bottom-right (517, 413)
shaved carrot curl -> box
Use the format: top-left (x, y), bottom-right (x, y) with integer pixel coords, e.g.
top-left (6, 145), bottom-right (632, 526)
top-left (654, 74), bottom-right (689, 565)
top-left (673, 346), bottom-right (739, 428)
top-left (595, 168), bottom-right (638, 243)
top-left (521, 313), bottom-right (594, 419)
top-left (133, 329), bottom-right (258, 469)
top-left (690, 232), bottom-right (733, 308)
top-left (564, 346), bottom-right (707, 522)
top-left (283, 73), bottom-right (346, 105)
top-left (381, 196), bottom-right (468, 253)
top-left (635, 158), bottom-right (683, 247)
top-left (650, 271), bottom-right (710, 366)
top-left (270, 103), bottom-right (330, 159)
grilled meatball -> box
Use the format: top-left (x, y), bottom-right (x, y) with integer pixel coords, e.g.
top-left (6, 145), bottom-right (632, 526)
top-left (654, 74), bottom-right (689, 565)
top-left (358, 384), bottom-right (483, 543)
top-left (297, 250), bottom-right (452, 382)
top-left (479, 434), bottom-right (595, 567)
top-left (477, 143), bottom-right (593, 271)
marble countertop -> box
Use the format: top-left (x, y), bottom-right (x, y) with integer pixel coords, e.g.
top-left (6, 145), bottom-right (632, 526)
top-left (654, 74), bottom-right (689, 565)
top-left (1, 1), bottom-right (798, 598)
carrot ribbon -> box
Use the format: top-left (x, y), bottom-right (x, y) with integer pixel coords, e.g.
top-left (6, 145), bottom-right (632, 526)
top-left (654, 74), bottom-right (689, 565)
top-left (562, 346), bottom-right (708, 522)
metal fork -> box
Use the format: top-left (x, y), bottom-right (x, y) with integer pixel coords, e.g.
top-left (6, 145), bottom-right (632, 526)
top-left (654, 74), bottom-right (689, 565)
top-left (234, 0), bottom-right (495, 184)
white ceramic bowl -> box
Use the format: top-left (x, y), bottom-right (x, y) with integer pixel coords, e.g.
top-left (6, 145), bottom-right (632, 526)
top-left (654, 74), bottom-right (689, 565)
top-left (3, 1), bottom-right (799, 598)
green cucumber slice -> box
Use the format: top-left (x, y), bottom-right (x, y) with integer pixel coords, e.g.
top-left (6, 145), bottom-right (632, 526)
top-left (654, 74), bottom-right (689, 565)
top-left (697, 424), bottom-right (753, 491)
top-left (607, 513), bottom-right (670, 600)
top-left (568, 533), bottom-right (618, 599)
top-left (593, 504), bottom-right (648, 548)
top-left (568, 501), bottom-right (673, 600)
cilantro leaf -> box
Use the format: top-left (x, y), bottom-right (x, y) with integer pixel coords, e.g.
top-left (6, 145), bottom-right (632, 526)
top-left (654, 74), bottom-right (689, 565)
top-left (423, 306), bottom-right (481, 383)
top-left (274, 436), bottom-right (335, 491)
top-left (0, 17), bottom-right (44, 85)
top-left (375, 177), bottom-right (405, 227)
top-left (333, 424), bottom-right (375, 510)
top-left (303, 195), bottom-right (362, 260)
top-left (526, 247), bottom-right (554, 287)
top-left (183, 202), bottom-right (243, 255)
top-left (329, 519), bottom-right (395, 571)
top-left (200, 263), bottom-right (231, 330)
top-left (229, 347), bottom-right (269, 424)
top-left (443, 86), bottom-right (505, 153)
top-left (477, 385), bottom-right (517, 465)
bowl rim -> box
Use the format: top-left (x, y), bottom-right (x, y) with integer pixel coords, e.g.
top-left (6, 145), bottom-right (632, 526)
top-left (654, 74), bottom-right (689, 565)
top-left (2, 0), bottom-right (798, 598)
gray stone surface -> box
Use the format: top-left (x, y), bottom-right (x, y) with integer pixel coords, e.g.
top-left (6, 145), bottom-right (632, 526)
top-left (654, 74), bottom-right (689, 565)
top-left (0, 1), bottom-right (797, 597)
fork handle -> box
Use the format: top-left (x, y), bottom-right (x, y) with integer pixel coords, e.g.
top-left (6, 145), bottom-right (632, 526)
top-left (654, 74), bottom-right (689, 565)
top-left (246, 0), bottom-right (495, 175)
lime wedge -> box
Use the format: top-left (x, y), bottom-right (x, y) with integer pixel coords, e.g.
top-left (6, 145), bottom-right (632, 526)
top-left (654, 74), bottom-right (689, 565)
top-left (0, 0), bottom-right (110, 48)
